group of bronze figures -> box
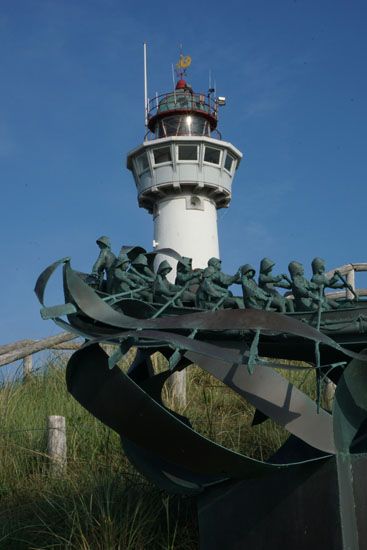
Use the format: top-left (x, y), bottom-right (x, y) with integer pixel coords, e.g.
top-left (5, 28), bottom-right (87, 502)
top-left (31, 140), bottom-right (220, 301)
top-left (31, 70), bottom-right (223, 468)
top-left (88, 236), bottom-right (355, 313)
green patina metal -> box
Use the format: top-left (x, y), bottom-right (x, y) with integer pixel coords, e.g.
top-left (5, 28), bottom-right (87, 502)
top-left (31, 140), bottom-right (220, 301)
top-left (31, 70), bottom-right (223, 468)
top-left (91, 235), bottom-right (116, 292)
top-left (35, 245), bottom-right (367, 549)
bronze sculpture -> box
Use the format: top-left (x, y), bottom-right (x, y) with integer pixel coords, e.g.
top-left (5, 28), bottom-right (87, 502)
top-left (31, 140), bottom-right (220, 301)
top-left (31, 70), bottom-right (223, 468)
top-left (175, 256), bottom-right (201, 306)
top-left (91, 235), bottom-right (116, 292)
top-left (87, 245), bottom-right (362, 317)
top-left (196, 259), bottom-right (241, 309)
top-left (36, 246), bottom-right (367, 550)
top-left (175, 256), bottom-right (202, 286)
top-left (130, 254), bottom-right (155, 282)
top-left (241, 264), bottom-right (269, 309)
top-left (196, 266), bottom-right (227, 308)
top-left (240, 263), bottom-right (287, 311)
top-left (288, 260), bottom-right (321, 311)
top-left (208, 257), bottom-right (240, 288)
top-left (153, 260), bottom-right (184, 306)
top-left (311, 257), bottom-right (350, 309)
top-left (258, 257), bottom-right (294, 312)
top-left (109, 253), bottom-right (149, 301)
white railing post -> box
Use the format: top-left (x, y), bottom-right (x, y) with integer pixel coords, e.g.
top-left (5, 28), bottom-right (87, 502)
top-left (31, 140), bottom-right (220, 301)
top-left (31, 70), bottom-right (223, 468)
top-left (47, 415), bottom-right (67, 475)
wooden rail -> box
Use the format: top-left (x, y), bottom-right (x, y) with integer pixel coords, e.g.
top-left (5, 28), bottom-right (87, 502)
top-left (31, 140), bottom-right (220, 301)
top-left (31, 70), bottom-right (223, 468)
top-left (0, 332), bottom-right (80, 379)
top-left (325, 262), bottom-right (367, 300)
top-left (0, 332), bottom-right (78, 367)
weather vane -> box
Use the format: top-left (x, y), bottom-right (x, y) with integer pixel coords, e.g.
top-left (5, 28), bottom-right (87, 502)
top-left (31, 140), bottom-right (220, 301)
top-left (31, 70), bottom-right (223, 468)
top-left (175, 51), bottom-right (191, 79)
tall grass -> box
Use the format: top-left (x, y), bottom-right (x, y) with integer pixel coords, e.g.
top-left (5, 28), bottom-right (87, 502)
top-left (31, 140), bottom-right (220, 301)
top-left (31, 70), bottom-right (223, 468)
top-left (0, 351), bottom-right (316, 549)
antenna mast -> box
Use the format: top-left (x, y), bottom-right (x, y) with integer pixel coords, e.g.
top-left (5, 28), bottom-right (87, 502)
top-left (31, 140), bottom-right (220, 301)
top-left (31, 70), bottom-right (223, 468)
top-left (143, 42), bottom-right (148, 129)
top-left (171, 64), bottom-right (177, 104)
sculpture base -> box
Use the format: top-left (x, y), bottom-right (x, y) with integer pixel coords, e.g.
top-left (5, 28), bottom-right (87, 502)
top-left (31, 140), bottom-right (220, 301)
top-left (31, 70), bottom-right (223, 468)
top-left (197, 455), bottom-right (367, 550)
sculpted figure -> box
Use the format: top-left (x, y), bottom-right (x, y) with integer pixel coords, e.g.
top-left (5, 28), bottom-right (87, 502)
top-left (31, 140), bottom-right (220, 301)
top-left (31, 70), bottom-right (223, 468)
top-left (288, 261), bottom-right (320, 311)
top-left (91, 236), bottom-right (116, 292)
top-left (127, 254), bottom-right (155, 302)
top-left (110, 254), bottom-right (153, 302)
top-left (153, 260), bottom-right (183, 306)
top-left (311, 257), bottom-right (349, 310)
top-left (130, 254), bottom-right (155, 283)
top-left (196, 263), bottom-right (240, 309)
top-left (258, 258), bottom-right (294, 313)
top-left (175, 257), bottom-right (202, 287)
top-left (208, 257), bottom-right (240, 288)
top-left (311, 258), bottom-right (345, 289)
top-left (240, 264), bottom-right (275, 310)
top-left (175, 257), bottom-right (202, 306)
top-left (110, 254), bottom-right (132, 294)
top-left (196, 266), bottom-right (229, 309)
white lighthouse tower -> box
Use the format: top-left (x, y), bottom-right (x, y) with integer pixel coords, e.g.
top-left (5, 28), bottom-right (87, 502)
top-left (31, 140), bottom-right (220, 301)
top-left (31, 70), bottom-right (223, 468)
top-left (127, 52), bottom-right (242, 270)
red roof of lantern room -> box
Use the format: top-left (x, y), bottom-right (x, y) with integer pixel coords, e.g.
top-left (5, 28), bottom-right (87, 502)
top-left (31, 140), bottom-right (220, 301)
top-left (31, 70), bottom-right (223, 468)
top-left (175, 79), bottom-right (187, 90)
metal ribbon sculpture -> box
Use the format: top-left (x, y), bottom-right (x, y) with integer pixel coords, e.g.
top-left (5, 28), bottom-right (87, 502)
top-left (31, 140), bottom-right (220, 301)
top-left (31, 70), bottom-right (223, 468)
top-left (35, 255), bottom-right (367, 549)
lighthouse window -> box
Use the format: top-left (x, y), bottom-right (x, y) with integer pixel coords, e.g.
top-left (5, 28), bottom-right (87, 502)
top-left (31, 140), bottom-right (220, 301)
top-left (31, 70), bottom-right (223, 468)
top-left (136, 152), bottom-right (149, 174)
top-left (156, 115), bottom-right (210, 138)
top-left (153, 146), bottom-right (172, 164)
top-left (224, 153), bottom-right (235, 172)
top-left (204, 146), bottom-right (221, 165)
top-left (178, 145), bottom-right (198, 161)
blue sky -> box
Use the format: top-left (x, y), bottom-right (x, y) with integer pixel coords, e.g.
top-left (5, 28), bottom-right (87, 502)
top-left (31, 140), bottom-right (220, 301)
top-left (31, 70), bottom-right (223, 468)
top-left (1, 0), bottom-right (367, 355)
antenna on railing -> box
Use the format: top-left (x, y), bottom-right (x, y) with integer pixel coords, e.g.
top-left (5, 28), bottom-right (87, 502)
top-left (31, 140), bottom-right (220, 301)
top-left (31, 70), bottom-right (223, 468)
top-left (171, 63), bottom-right (177, 105)
top-left (143, 42), bottom-right (148, 129)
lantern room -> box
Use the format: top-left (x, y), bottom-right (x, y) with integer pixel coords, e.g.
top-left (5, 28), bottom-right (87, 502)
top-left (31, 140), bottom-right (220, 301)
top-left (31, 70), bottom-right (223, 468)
top-left (147, 78), bottom-right (218, 139)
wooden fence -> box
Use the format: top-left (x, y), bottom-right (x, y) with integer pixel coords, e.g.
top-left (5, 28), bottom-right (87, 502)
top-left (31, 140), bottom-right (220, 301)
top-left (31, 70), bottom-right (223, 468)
top-left (0, 332), bottom-right (79, 379)
top-left (325, 262), bottom-right (367, 299)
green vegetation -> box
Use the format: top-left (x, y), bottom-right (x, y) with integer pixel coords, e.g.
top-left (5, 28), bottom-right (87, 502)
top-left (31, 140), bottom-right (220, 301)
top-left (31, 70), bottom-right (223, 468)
top-left (0, 351), bottom-right (316, 549)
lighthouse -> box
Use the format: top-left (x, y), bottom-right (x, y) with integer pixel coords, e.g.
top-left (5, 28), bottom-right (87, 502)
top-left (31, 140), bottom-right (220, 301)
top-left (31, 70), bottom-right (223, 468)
top-left (127, 51), bottom-right (242, 270)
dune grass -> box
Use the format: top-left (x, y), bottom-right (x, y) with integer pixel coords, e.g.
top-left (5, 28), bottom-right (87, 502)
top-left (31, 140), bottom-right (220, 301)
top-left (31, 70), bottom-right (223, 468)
top-left (0, 351), bottom-right (316, 549)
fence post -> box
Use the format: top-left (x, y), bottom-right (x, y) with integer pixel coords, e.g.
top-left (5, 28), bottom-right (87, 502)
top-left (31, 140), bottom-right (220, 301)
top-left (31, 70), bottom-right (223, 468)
top-left (323, 378), bottom-right (336, 411)
top-left (346, 269), bottom-right (355, 300)
top-left (47, 415), bottom-right (67, 475)
top-left (167, 371), bottom-right (187, 408)
top-left (23, 355), bottom-right (32, 380)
